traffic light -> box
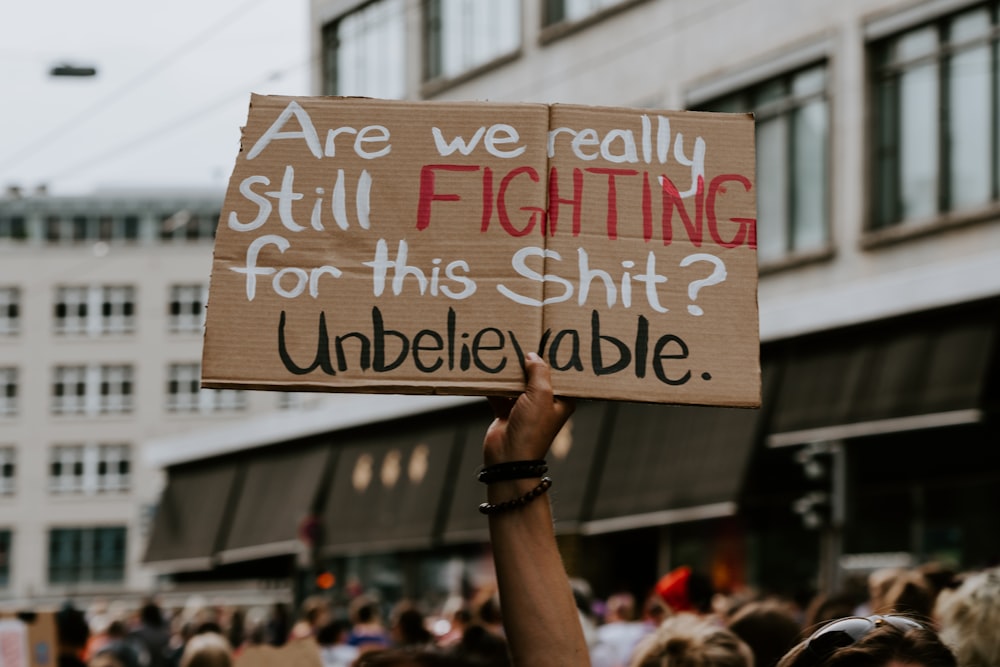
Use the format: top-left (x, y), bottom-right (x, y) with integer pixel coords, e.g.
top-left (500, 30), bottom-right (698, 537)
top-left (792, 442), bottom-right (836, 530)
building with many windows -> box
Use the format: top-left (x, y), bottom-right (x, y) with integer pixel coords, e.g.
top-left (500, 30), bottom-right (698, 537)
top-left (143, 0), bottom-right (1000, 605)
top-left (0, 187), bottom-right (338, 604)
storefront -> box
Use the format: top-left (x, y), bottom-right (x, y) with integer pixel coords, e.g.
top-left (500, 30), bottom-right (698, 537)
top-left (144, 297), bottom-right (1000, 607)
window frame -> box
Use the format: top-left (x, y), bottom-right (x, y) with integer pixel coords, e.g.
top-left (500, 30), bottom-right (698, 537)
top-left (48, 526), bottom-right (127, 585)
top-left (168, 284), bottom-right (208, 334)
top-left (0, 368), bottom-right (16, 417)
top-left (0, 287), bottom-right (21, 336)
top-left (421, 0), bottom-right (522, 91)
top-left (868, 1), bottom-right (1000, 234)
top-left (49, 443), bottom-right (131, 495)
top-left (692, 60), bottom-right (833, 269)
top-left (52, 364), bottom-right (134, 417)
top-left (167, 362), bottom-right (247, 414)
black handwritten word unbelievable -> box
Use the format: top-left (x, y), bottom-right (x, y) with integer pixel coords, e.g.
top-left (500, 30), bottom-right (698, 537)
top-left (278, 307), bottom-right (696, 386)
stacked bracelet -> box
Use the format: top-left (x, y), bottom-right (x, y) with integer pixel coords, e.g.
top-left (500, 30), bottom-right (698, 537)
top-left (477, 459), bottom-right (548, 484)
top-left (478, 477), bottom-right (553, 515)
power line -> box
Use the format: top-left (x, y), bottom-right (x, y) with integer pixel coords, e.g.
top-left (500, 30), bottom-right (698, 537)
top-left (39, 57), bottom-right (313, 184)
top-left (0, 0), bottom-right (271, 176)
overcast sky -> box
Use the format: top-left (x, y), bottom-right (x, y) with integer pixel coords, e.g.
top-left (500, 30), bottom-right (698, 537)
top-left (1, 0), bottom-right (311, 195)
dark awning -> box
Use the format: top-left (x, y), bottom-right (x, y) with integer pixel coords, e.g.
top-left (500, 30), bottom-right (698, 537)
top-left (582, 401), bottom-right (763, 534)
top-left (216, 443), bottom-right (333, 564)
top-left (143, 461), bottom-right (241, 572)
top-left (320, 415), bottom-right (463, 556)
top-left (440, 401), bottom-right (611, 543)
top-left (768, 304), bottom-right (997, 447)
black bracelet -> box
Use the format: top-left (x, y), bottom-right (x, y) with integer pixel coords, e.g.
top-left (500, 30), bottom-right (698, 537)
top-left (477, 459), bottom-right (548, 484)
top-left (478, 477), bottom-right (553, 515)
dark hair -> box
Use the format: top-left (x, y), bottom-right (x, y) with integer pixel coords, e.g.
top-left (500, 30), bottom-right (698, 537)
top-left (727, 600), bottom-right (802, 667)
top-left (353, 647), bottom-right (470, 666)
top-left (55, 603), bottom-right (90, 649)
top-left (777, 621), bottom-right (956, 667)
top-left (140, 601), bottom-right (165, 627)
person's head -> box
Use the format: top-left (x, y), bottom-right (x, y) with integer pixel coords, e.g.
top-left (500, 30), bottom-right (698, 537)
top-left (351, 594), bottom-right (382, 626)
top-left (803, 593), bottom-right (857, 630)
top-left (139, 600), bottom-right (165, 628)
top-left (353, 648), bottom-right (471, 667)
top-left (935, 566), bottom-right (1000, 667)
top-left (89, 642), bottom-right (140, 667)
top-left (727, 599), bottom-right (801, 667)
top-left (390, 601), bottom-right (432, 647)
top-left (881, 570), bottom-right (935, 619)
top-left (629, 613), bottom-right (753, 667)
top-left (776, 614), bottom-right (956, 667)
top-left (179, 632), bottom-right (233, 667)
top-left (56, 603), bottom-right (90, 656)
top-left (605, 592), bottom-right (637, 623)
top-left (317, 618), bottom-right (352, 647)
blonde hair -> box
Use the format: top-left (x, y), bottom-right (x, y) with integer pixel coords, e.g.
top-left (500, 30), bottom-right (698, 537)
top-left (180, 632), bottom-right (233, 667)
top-left (630, 613), bottom-right (754, 667)
top-left (936, 567), bottom-right (1000, 667)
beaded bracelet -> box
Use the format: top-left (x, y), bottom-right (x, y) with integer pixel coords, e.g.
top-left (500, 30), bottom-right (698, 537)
top-left (478, 477), bottom-right (553, 515)
top-left (477, 459), bottom-right (548, 484)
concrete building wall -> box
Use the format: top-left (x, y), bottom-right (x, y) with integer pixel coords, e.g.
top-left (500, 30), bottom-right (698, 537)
top-left (309, 0), bottom-right (1000, 343)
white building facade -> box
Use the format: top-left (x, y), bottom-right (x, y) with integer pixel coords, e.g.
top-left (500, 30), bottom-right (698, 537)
top-left (0, 188), bottom-right (334, 605)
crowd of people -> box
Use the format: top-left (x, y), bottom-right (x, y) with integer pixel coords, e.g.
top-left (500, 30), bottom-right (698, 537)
top-left (51, 559), bottom-right (1000, 667)
top-left (51, 356), bottom-right (1000, 667)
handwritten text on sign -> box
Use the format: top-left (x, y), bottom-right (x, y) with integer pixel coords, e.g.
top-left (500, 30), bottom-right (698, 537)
top-left (203, 97), bottom-right (759, 407)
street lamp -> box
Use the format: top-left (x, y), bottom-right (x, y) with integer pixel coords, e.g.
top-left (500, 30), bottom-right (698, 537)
top-left (49, 63), bottom-right (98, 77)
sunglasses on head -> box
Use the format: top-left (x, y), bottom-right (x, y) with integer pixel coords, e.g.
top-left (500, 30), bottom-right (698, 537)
top-left (800, 615), bottom-right (925, 667)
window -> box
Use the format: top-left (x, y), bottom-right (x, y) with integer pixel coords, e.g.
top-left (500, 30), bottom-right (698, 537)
top-left (0, 448), bottom-right (15, 496)
top-left (48, 526), bottom-right (126, 584)
top-left (0, 213), bottom-right (26, 241)
top-left (323, 0), bottom-right (407, 98)
top-left (872, 5), bottom-right (1000, 228)
top-left (43, 213), bottom-right (140, 244)
top-left (52, 364), bottom-right (133, 416)
top-left (0, 531), bottom-right (11, 587)
top-left (55, 285), bottom-right (136, 335)
top-left (0, 287), bottom-right (19, 335)
top-left (50, 444), bottom-right (130, 494)
top-left (158, 210), bottom-right (218, 242)
top-left (0, 368), bottom-right (16, 417)
top-left (99, 365), bottom-right (134, 414)
top-left (424, 0), bottom-right (520, 81)
top-left (169, 284), bottom-right (208, 333)
top-left (54, 287), bottom-right (89, 335)
top-left (167, 363), bottom-right (246, 413)
top-left (700, 64), bottom-right (830, 264)
top-left (543, 0), bottom-right (630, 26)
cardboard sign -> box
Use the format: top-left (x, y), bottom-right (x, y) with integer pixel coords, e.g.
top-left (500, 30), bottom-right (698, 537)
top-left (203, 95), bottom-right (759, 407)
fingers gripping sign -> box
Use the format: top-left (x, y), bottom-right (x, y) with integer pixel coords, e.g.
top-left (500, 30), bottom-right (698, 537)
top-left (484, 352), bottom-right (575, 466)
